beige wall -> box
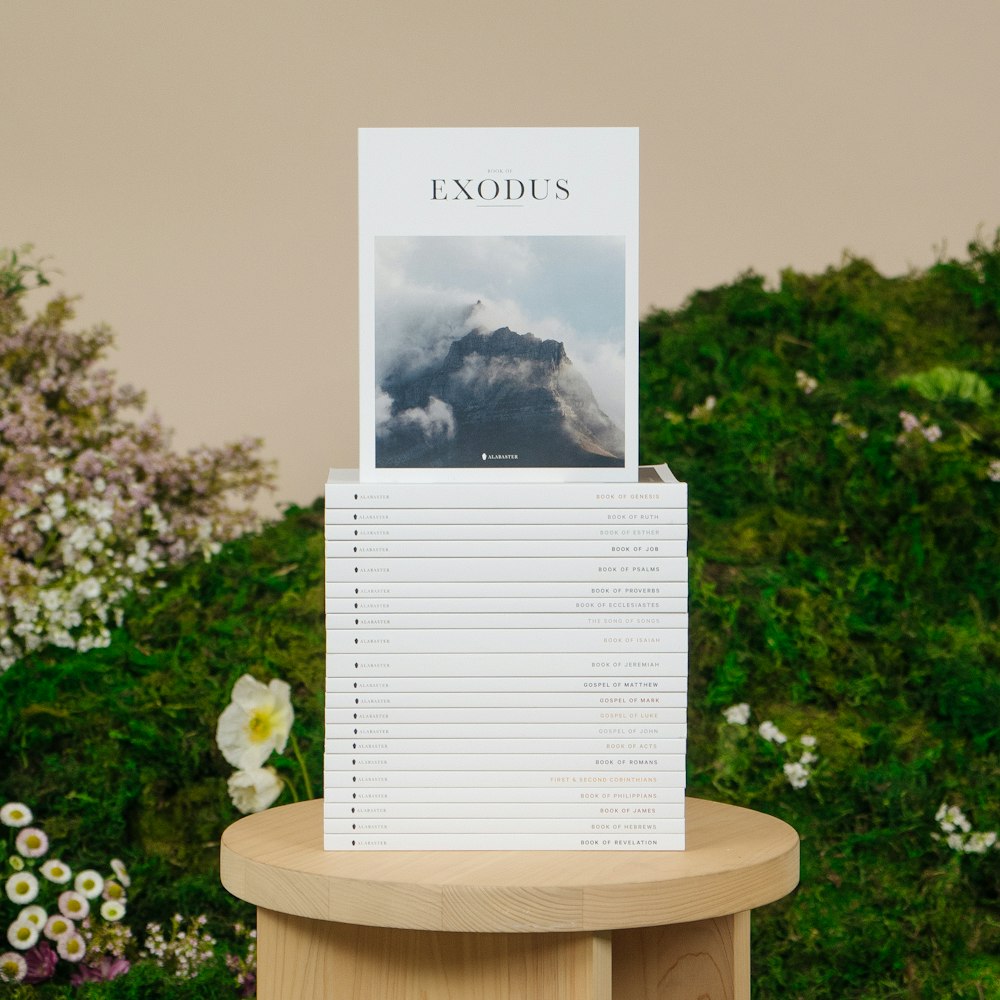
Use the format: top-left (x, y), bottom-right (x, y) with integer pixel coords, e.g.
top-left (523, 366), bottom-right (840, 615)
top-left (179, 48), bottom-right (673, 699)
top-left (4, 1), bottom-right (999, 510)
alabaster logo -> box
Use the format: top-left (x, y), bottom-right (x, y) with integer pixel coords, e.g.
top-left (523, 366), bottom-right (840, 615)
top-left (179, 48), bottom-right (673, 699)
top-left (431, 177), bottom-right (569, 202)
top-left (482, 452), bottom-right (519, 461)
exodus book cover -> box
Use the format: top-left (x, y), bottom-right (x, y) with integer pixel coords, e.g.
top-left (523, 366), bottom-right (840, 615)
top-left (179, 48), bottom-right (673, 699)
top-left (358, 127), bottom-right (639, 483)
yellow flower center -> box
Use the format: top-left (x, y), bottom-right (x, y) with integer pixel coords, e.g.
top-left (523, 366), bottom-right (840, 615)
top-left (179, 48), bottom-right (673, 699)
top-left (247, 708), bottom-right (277, 743)
top-left (52, 919), bottom-right (68, 934)
top-left (13, 880), bottom-right (29, 895)
top-left (2, 959), bottom-right (18, 975)
top-left (67, 899), bottom-right (82, 914)
top-left (66, 937), bottom-right (83, 956)
top-left (14, 926), bottom-right (31, 942)
top-left (25, 834), bottom-right (41, 850)
top-left (106, 882), bottom-right (124, 900)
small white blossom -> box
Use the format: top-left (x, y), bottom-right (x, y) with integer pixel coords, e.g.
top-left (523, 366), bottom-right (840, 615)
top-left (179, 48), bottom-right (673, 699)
top-left (723, 703), bottom-right (751, 726)
top-left (18, 905), bottom-right (46, 928)
top-left (44, 914), bottom-right (75, 941)
top-left (40, 858), bottom-right (72, 884)
top-left (800, 734), bottom-right (817, 747)
top-left (783, 762), bottom-right (810, 789)
top-left (758, 720), bottom-right (787, 744)
top-left (988, 459), bottom-right (1000, 482)
top-left (100, 899), bottom-right (127, 921)
top-left (58, 890), bottom-right (89, 920)
top-left (795, 370), bottom-right (818, 394)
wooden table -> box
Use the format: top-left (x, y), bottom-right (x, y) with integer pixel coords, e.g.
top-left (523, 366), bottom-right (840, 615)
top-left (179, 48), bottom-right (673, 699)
top-left (221, 797), bottom-right (798, 1000)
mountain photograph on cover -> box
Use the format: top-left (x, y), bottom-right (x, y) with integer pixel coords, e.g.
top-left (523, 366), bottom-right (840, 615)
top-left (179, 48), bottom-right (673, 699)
top-left (374, 235), bottom-right (627, 469)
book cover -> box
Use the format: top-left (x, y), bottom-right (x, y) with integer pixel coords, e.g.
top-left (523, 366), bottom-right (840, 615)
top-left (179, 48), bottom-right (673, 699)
top-left (358, 127), bottom-right (639, 482)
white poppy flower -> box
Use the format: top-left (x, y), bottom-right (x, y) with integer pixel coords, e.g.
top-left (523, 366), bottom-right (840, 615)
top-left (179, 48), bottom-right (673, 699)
top-left (227, 767), bottom-right (284, 814)
top-left (216, 675), bottom-right (294, 769)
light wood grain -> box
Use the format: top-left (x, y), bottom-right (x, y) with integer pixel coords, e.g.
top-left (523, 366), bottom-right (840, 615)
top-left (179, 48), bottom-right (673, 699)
top-left (611, 911), bottom-right (750, 1000)
top-left (221, 797), bottom-right (798, 933)
top-left (257, 909), bottom-right (613, 1000)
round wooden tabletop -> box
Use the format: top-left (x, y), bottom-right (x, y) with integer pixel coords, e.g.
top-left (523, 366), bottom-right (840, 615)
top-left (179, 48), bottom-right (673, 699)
top-left (220, 797), bottom-right (798, 933)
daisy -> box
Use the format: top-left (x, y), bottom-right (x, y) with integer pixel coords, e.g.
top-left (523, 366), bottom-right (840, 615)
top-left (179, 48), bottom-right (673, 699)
top-left (74, 869), bottom-right (104, 899)
top-left (5, 872), bottom-right (39, 905)
top-left (0, 803), bottom-right (32, 828)
top-left (15, 827), bottom-right (49, 858)
top-left (0, 951), bottom-right (27, 982)
top-left (6, 920), bottom-right (39, 951)
top-left (100, 900), bottom-right (126, 922)
top-left (44, 914), bottom-right (76, 941)
top-left (57, 932), bottom-right (87, 962)
top-left (40, 859), bottom-right (72, 884)
top-left (18, 905), bottom-right (47, 928)
top-left (58, 890), bottom-right (90, 920)
top-left (216, 674), bottom-right (294, 769)
top-left (110, 858), bottom-right (131, 888)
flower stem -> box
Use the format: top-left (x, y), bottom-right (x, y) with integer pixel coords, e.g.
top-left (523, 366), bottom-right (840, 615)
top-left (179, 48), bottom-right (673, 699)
top-left (289, 734), bottom-right (314, 800)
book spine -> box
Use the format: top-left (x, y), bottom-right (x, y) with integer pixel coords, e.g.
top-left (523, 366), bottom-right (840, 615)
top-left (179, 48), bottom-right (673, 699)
top-left (328, 629), bottom-right (687, 654)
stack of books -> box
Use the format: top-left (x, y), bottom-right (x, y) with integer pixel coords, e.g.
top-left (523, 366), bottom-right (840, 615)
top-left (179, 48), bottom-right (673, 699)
top-left (324, 466), bottom-right (688, 850)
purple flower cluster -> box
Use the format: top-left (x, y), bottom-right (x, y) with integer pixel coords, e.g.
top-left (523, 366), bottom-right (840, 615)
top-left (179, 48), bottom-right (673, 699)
top-left (0, 249), bottom-right (275, 670)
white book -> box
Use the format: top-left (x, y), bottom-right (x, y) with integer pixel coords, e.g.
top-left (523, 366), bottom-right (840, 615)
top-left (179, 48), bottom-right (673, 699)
top-left (328, 612), bottom-right (688, 631)
top-left (328, 738), bottom-right (686, 755)
top-left (326, 786), bottom-right (684, 804)
top-left (325, 834), bottom-right (683, 851)
top-left (327, 581), bottom-right (688, 599)
top-left (327, 557), bottom-right (687, 583)
top-left (331, 522), bottom-right (688, 540)
top-left (327, 477), bottom-right (685, 508)
top-left (327, 506), bottom-right (687, 525)
top-left (327, 817), bottom-right (684, 835)
top-left (335, 723), bottom-right (685, 739)
top-left (328, 596), bottom-right (688, 614)
top-left (329, 652), bottom-right (687, 676)
top-left (329, 629), bottom-right (687, 654)
top-left (325, 754), bottom-right (684, 771)
top-left (326, 539), bottom-right (686, 559)
top-left (329, 707), bottom-right (685, 724)
top-left (357, 128), bottom-right (638, 484)
top-left (327, 802), bottom-right (682, 819)
top-left (328, 676), bottom-right (684, 694)
top-left (327, 770), bottom-right (685, 788)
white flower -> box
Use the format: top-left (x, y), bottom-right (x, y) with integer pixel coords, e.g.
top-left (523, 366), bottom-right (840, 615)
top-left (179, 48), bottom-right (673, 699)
top-left (100, 899), bottom-right (127, 921)
top-left (44, 914), bottom-right (75, 941)
top-left (800, 751), bottom-right (818, 766)
top-left (964, 831), bottom-right (998, 855)
top-left (110, 858), bottom-right (131, 888)
top-left (758, 720), bottom-right (787, 744)
top-left (946, 832), bottom-right (964, 851)
top-left (783, 762), bottom-right (810, 789)
top-left (57, 932), bottom-right (87, 962)
top-left (227, 767), bottom-right (284, 814)
top-left (15, 827), bottom-right (48, 858)
top-left (795, 370), bottom-right (818, 394)
top-left (723, 703), bottom-right (751, 726)
top-left (0, 951), bottom-right (27, 983)
top-left (922, 424), bottom-right (942, 443)
top-left (5, 872), bottom-right (39, 904)
top-left (58, 890), bottom-right (90, 920)
top-left (44, 467), bottom-right (65, 485)
top-left (988, 459), bottom-right (1000, 483)
top-left (74, 869), bottom-right (104, 899)
top-left (800, 734), bottom-right (817, 747)
top-left (40, 858), bottom-right (72, 884)
top-left (36, 512), bottom-right (53, 532)
top-left (18, 905), bottom-right (46, 928)
top-left (6, 919), bottom-right (39, 951)
top-left (216, 675), bottom-right (295, 769)
top-left (0, 803), bottom-right (32, 828)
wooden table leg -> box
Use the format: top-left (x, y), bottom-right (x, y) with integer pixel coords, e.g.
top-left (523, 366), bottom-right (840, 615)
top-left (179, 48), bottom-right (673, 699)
top-left (257, 907), bottom-right (612, 1000)
top-left (611, 911), bottom-right (750, 1000)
